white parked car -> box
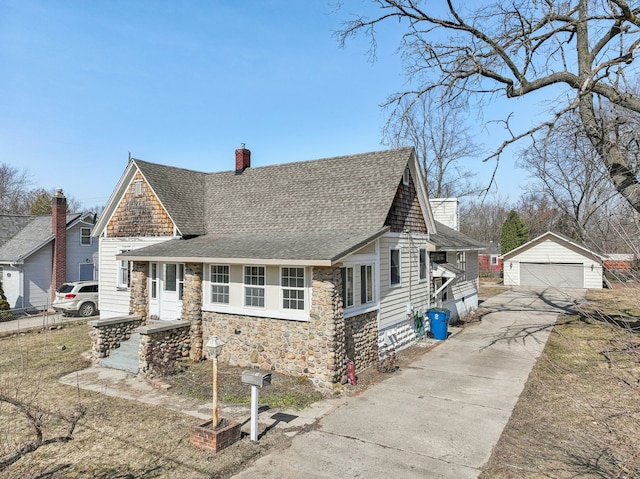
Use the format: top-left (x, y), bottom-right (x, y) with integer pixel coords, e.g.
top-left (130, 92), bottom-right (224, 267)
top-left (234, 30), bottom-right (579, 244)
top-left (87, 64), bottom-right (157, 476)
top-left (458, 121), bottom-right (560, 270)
top-left (53, 281), bottom-right (99, 317)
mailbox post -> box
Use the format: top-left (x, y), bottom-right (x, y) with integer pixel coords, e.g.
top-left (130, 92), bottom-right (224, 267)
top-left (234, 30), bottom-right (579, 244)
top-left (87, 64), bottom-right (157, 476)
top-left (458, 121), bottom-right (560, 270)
top-left (241, 370), bottom-right (272, 441)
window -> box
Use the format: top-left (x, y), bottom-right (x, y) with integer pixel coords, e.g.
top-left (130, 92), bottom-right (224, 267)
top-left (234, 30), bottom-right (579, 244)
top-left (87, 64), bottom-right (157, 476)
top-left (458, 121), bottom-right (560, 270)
top-left (390, 249), bottom-right (401, 286)
top-left (431, 251), bottom-right (446, 264)
top-left (118, 250), bottom-right (132, 288)
top-left (490, 255), bottom-right (498, 266)
top-left (244, 266), bottom-right (265, 307)
top-left (361, 265), bottom-right (374, 304)
top-left (403, 167), bottom-right (410, 186)
top-left (178, 264), bottom-right (184, 300)
top-left (150, 263), bottom-right (158, 299)
top-left (457, 252), bottom-right (467, 281)
top-left (164, 264), bottom-right (177, 291)
top-left (419, 249), bottom-right (427, 280)
top-left (210, 265), bottom-right (230, 304)
top-left (80, 227), bottom-right (92, 246)
top-left (282, 267), bottom-right (305, 310)
top-left (134, 179), bottom-right (143, 197)
top-left (342, 267), bottom-right (354, 308)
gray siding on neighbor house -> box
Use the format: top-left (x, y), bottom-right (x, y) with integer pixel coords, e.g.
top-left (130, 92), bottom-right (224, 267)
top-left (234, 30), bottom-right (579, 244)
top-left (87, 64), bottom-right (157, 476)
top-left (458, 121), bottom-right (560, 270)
top-left (23, 244), bottom-right (53, 309)
top-left (66, 222), bottom-right (99, 281)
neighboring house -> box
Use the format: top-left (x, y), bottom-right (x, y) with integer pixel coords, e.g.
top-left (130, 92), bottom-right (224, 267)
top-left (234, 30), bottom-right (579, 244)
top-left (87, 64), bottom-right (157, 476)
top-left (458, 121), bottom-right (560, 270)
top-left (603, 253), bottom-right (634, 272)
top-left (93, 146), bottom-right (483, 388)
top-left (0, 190), bottom-right (98, 309)
top-left (428, 198), bottom-right (484, 318)
top-left (502, 231), bottom-right (604, 289)
top-left (478, 242), bottom-right (502, 278)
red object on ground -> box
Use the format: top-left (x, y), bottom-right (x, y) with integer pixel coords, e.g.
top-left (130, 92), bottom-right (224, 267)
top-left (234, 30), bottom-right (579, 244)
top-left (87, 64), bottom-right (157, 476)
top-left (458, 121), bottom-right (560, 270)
top-left (346, 360), bottom-right (357, 385)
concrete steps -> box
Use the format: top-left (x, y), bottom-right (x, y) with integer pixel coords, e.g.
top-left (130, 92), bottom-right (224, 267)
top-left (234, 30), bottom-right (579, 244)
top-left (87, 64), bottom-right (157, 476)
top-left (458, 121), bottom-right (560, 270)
top-left (98, 333), bottom-right (140, 374)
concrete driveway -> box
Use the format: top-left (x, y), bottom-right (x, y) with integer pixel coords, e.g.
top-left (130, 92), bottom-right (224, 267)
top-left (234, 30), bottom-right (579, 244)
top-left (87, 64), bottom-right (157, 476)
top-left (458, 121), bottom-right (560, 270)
top-left (232, 287), bottom-right (585, 479)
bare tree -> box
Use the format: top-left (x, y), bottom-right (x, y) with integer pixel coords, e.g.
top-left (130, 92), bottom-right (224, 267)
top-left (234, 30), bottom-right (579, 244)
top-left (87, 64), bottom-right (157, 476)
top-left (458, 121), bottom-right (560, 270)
top-left (460, 194), bottom-right (511, 242)
top-left (383, 92), bottom-right (482, 198)
top-left (516, 191), bottom-right (566, 239)
top-left (337, 0), bottom-right (640, 213)
top-left (518, 112), bottom-right (620, 243)
top-left (0, 393), bottom-right (85, 473)
top-left (0, 163), bottom-right (33, 213)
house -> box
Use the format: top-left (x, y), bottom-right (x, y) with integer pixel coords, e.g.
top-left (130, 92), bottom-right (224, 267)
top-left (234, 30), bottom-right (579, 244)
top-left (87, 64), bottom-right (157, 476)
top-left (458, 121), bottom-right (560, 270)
top-left (603, 253), bottom-right (635, 272)
top-left (0, 190), bottom-right (98, 309)
top-left (502, 231), bottom-right (604, 289)
top-left (478, 242), bottom-right (502, 278)
top-left (92, 146), bottom-right (484, 388)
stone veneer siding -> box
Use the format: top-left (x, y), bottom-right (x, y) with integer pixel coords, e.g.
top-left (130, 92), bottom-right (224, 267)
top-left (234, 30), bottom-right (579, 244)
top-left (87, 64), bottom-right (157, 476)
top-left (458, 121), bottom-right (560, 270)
top-left (182, 263), bottom-right (203, 361)
top-left (130, 262), bottom-right (149, 320)
top-left (344, 311), bottom-right (379, 373)
top-left (202, 266), bottom-right (346, 390)
top-left (138, 321), bottom-right (191, 376)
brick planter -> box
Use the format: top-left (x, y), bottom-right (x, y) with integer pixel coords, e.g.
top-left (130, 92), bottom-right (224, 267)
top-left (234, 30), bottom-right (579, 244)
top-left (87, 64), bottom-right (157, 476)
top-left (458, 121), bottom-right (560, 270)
top-left (189, 419), bottom-right (241, 453)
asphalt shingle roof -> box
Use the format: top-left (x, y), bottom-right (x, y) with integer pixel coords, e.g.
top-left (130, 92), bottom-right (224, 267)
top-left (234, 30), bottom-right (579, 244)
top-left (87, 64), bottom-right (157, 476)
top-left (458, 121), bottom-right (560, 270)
top-left (133, 159), bottom-right (206, 236)
top-left (122, 148), bottom-right (414, 263)
top-left (429, 221), bottom-right (486, 251)
top-left (0, 214), bottom-right (82, 263)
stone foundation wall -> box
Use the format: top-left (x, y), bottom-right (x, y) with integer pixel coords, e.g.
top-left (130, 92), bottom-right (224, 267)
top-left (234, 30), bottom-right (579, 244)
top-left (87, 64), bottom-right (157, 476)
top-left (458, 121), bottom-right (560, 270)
top-left (138, 320), bottom-right (191, 376)
top-left (344, 311), bottom-right (378, 373)
top-left (88, 315), bottom-right (143, 359)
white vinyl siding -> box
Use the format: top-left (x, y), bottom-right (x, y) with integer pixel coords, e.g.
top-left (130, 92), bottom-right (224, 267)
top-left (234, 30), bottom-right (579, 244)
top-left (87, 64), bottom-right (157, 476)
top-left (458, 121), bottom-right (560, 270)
top-left (379, 234), bottom-right (431, 330)
top-left (98, 237), bottom-right (171, 318)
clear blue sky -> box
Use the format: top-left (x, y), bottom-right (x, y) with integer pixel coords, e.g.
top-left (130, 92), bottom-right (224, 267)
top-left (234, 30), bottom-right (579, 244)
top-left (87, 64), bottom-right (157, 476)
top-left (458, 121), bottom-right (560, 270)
top-left (1, 0), bottom-right (533, 210)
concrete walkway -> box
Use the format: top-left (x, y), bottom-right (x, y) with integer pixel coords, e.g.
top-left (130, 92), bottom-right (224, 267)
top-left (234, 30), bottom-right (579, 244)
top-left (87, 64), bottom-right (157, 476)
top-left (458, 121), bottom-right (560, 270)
top-left (232, 287), bottom-right (585, 479)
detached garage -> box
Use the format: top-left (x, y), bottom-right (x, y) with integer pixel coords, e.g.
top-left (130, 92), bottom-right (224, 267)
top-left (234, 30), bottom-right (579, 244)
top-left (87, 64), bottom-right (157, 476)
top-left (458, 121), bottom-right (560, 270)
top-left (502, 231), bottom-right (604, 289)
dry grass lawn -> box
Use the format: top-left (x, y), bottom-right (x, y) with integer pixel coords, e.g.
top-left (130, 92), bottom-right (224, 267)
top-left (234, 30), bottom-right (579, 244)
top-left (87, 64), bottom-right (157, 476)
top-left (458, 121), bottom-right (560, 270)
top-left (481, 283), bottom-right (640, 478)
top-left (0, 323), bottom-right (294, 479)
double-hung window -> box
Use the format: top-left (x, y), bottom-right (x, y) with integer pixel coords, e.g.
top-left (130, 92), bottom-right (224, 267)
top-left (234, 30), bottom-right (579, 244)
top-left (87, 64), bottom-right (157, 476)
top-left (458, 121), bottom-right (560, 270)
top-left (244, 266), bottom-right (265, 307)
top-left (419, 249), bottom-right (427, 280)
top-left (118, 250), bottom-right (132, 288)
top-left (282, 267), bottom-right (305, 310)
top-left (390, 249), bottom-right (401, 286)
top-left (457, 252), bottom-right (467, 281)
top-left (80, 227), bottom-right (92, 246)
top-left (342, 267), bottom-right (354, 308)
top-left (210, 265), bottom-right (230, 304)
top-left (360, 265), bottom-right (374, 304)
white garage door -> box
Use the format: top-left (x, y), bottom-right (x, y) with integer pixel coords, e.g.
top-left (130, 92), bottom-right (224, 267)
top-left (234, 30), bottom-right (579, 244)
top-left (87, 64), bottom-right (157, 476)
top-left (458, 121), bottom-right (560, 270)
top-left (520, 263), bottom-right (584, 288)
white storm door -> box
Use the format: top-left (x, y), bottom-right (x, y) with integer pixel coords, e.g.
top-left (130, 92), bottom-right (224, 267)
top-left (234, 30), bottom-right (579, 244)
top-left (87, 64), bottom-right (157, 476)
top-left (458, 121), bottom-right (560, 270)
top-left (158, 263), bottom-right (184, 320)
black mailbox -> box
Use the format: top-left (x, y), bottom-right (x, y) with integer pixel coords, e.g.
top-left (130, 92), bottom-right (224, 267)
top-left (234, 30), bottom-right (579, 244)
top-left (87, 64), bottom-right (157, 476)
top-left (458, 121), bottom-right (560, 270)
top-left (241, 370), bottom-right (272, 387)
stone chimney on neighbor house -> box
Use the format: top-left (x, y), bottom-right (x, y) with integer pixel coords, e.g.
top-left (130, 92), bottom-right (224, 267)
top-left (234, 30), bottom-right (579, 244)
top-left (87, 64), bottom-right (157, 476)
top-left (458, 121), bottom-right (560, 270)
top-left (235, 143), bottom-right (251, 174)
top-left (51, 188), bottom-right (67, 301)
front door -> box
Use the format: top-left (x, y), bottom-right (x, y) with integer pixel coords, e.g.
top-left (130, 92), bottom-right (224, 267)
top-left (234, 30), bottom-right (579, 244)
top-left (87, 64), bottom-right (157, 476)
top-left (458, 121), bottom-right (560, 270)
top-left (149, 262), bottom-right (184, 320)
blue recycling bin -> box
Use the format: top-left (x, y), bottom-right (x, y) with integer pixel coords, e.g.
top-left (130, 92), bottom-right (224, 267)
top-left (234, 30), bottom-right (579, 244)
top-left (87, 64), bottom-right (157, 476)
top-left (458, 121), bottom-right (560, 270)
top-left (427, 308), bottom-right (450, 340)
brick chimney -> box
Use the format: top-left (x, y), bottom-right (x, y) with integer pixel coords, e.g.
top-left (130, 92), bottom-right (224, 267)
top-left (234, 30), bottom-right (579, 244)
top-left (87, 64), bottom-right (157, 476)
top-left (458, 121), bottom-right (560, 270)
top-left (235, 143), bottom-right (251, 174)
top-left (51, 188), bottom-right (67, 301)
